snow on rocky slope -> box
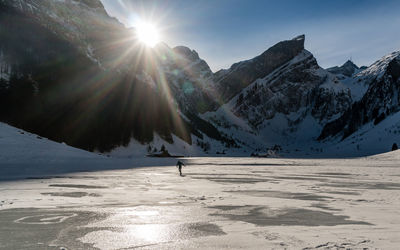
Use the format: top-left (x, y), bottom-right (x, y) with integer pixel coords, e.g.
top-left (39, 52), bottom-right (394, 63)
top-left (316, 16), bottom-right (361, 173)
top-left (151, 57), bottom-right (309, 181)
top-left (202, 42), bottom-right (354, 156)
top-left (319, 51), bottom-right (400, 142)
top-left (199, 45), bottom-right (400, 157)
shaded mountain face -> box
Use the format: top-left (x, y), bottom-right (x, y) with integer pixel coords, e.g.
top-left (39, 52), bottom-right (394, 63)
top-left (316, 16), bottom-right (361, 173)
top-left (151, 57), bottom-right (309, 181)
top-left (0, 0), bottom-right (231, 152)
top-left (214, 35), bottom-right (305, 102)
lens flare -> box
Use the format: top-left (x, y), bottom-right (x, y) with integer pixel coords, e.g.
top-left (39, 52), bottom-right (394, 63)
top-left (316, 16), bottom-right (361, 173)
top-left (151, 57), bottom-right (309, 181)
top-left (135, 21), bottom-right (160, 47)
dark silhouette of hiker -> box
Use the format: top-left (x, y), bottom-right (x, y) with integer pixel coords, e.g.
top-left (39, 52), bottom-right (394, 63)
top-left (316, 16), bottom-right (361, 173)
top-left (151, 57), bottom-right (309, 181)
top-left (176, 161), bottom-right (185, 176)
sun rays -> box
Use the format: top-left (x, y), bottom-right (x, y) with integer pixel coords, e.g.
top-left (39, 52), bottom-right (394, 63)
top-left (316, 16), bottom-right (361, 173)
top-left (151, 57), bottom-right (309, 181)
top-left (135, 21), bottom-right (160, 47)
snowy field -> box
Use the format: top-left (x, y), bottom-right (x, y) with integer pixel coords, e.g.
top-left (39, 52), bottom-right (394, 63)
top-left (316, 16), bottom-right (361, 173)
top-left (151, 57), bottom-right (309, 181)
top-left (1, 153), bottom-right (400, 249)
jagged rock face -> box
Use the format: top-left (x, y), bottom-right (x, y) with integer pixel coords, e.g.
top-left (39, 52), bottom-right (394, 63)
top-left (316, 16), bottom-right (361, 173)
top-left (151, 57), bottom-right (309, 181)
top-left (327, 60), bottom-right (359, 77)
top-left (230, 50), bottom-right (352, 128)
top-left (311, 87), bottom-right (352, 123)
top-left (215, 35), bottom-right (305, 102)
top-left (319, 54), bottom-right (400, 140)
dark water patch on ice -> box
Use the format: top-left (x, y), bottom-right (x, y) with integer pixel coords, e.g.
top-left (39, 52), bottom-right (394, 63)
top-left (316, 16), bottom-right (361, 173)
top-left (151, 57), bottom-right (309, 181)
top-left (188, 173), bottom-right (259, 176)
top-left (310, 203), bottom-right (342, 211)
top-left (292, 174), bottom-right (352, 179)
top-left (251, 170), bottom-right (274, 174)
top-left (49, 184), bottom-right (107, 189)
top-left (317, 172), bottom-right (353, 176)
top-left (270, 176), bottom-right (329, 182)
top-left (191, 176), bottom-right (272, 184)
top-left (322, 190), bottom-right (361, 195)
top-left (208, 205), bottom-right (372, 226)
top-left (41, 192), bottom-right (101, 198)
top-left (26, 175), bottom-right (99, 180)
top-left (226, 190), bottom-right (332, 201)
top-left (320, 182), bottom-right (400, 190)
top-left (190, 163), bottom-right (294, 167)
top-left (0, 208), bottom-right (110, 249)
top-left (207, 205), bottom-right (248, 211)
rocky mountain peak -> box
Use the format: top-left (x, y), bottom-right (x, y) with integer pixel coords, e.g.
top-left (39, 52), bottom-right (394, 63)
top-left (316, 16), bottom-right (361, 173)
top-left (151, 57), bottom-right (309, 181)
top-left (342, 60), bottom-right (358, 69)
top-left (327, 59), bottom-right (359, 77)
top-left (173, 46), bottom-right (200, 62)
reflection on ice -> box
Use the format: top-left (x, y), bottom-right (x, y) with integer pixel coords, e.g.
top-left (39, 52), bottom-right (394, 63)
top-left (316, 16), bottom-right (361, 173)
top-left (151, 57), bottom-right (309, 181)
top-left (78, 206), bottom-right (225, 249)
top-left (80, 222), bottom-right (225, 249)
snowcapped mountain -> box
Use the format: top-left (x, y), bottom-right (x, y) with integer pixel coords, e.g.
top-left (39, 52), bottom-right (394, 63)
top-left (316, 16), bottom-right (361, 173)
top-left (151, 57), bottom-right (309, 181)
top-left (228, 49), bottom-right (351, 127)
top-left (201, 40), bottom-right (400, 157)
top-left (1, 0), bottom-right (399, 157)
top-left (319, 51), bottom-right (400, 142)
top-left (202, 41), bottom-right (355, 155)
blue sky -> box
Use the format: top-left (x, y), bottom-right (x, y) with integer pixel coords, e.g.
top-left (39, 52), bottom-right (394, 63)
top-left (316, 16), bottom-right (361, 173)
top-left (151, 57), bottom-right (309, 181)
top-left (101, 0), bottom-right (400, 72)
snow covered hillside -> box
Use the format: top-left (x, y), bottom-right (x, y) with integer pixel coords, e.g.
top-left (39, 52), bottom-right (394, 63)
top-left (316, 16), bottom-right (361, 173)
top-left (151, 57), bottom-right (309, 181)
top-left (0, 122), bottom-right (177, 179)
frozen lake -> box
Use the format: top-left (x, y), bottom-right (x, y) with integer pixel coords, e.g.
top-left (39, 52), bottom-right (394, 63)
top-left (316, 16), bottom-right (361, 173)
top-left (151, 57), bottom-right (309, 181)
top-left (1, 155), bottom-right (400, 249)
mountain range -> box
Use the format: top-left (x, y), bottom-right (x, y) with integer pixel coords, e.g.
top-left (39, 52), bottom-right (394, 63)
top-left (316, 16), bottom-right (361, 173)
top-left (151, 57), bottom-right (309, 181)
top-left (1, 0), bottom-right (399, 157)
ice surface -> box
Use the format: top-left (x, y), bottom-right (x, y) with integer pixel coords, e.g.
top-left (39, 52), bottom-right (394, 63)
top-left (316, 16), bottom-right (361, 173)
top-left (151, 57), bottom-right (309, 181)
top-left (0, 153), bottom-right (399, 249)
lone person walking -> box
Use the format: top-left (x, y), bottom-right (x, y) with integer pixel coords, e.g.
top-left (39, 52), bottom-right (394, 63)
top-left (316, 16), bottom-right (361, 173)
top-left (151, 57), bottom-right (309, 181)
top-left (176, 160), bottom-right (185, 176)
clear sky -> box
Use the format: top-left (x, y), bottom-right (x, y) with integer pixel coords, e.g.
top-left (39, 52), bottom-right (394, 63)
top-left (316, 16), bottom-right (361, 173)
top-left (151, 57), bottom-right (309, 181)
top-left (101, 0), bottom-right (400, 72)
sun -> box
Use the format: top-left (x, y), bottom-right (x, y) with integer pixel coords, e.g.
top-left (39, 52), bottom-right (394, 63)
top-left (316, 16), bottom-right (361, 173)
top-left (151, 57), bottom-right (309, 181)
top-left (135, 21), bottom-right (160, 47)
